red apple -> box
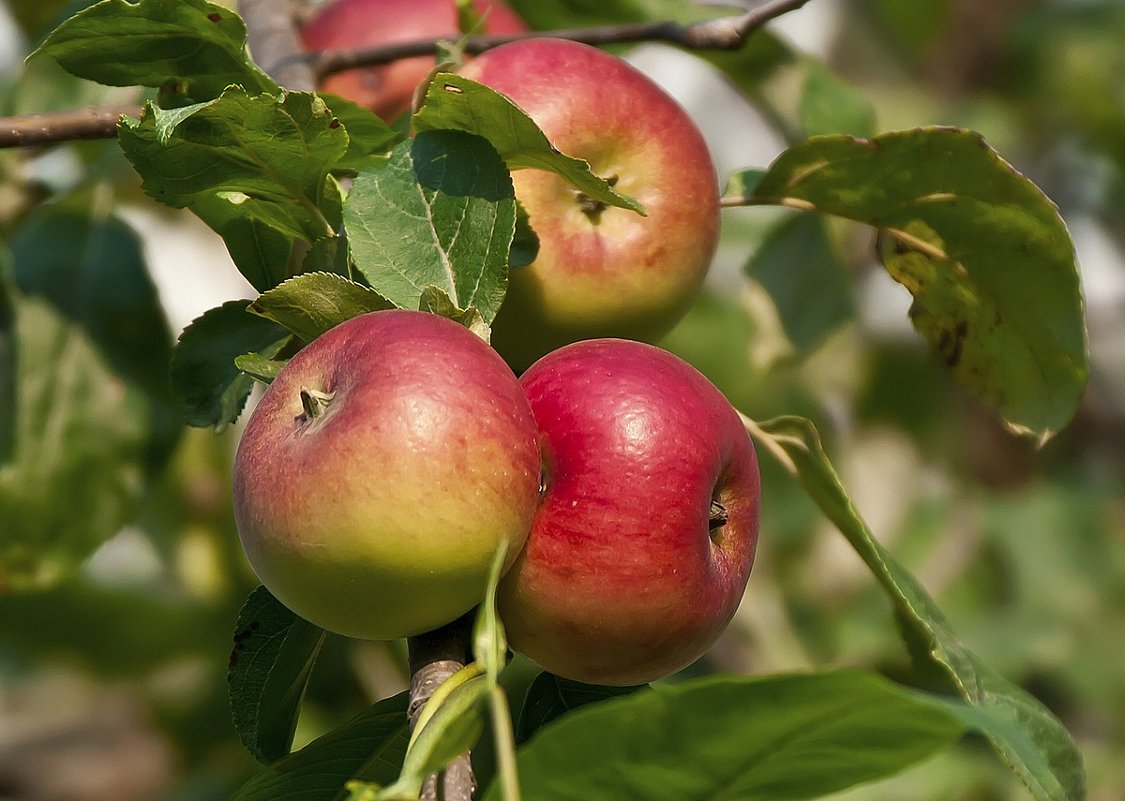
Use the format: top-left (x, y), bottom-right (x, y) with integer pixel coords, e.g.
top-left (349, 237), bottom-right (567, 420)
top-left (457, 39), bottom-right (721, 370)
top-left (301, 0), bottom-right (527, 120)
top-left (232, 310), bottom-right (541, 640)
top-left (499, 339), bottom-right (759, 685)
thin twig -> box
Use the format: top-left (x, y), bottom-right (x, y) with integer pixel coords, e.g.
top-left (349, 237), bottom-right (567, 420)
top-left (407, 615), bottom-right (476, 801)
top-left (310, 0), bottom-right (814, 77)
top-left (0, 0), bottom-right (813, 149)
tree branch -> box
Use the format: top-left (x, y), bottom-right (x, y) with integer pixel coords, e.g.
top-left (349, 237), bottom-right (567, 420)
top-left (407, 614), bottom-right (476, 801)
top-left (240, 0), bottom-right (317, 92)
top-left (311, 0), bottom-right (813, 77)
top-left (0, 0), bottom-right (813, 149)
top-left (0, 105), bottom-right (142, 149)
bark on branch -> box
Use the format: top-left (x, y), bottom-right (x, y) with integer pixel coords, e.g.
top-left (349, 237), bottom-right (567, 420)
top-left (0, 0), bottom-right (814, 149)
top-left (407, 615), bottom-right (476, 801)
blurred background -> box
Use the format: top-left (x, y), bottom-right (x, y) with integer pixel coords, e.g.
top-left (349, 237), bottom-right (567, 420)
top-left (0, 1), bottom-right (1122, 799)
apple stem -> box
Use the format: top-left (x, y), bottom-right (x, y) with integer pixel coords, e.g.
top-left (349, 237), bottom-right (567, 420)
top-left (408, 614), bottom-right (477, 801)
top-left (299, 387), bottom-right (335, 420)
top-left (709, 499), bottom-right (729, 531)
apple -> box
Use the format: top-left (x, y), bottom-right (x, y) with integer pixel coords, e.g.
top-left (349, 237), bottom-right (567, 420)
top-left (300, 0), bottom-right (527, 120)
top-left (457, 39), bottom-right (721, 370)
top-left (499, 339), bottom-right (759, 685)
top-left (232, 309), bottom-right (541, 640)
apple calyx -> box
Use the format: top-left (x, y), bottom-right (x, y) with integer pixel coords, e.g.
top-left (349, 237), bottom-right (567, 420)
top-left (300, 387), bottom-right (335, 420)
top-left (576, 174), bottom-right (619, 223)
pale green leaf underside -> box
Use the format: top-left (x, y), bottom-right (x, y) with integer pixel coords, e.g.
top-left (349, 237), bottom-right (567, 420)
top-left (249, 272), bottom-right (393, 343)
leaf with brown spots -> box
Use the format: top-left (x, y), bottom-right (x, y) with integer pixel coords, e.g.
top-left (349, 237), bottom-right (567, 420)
top-left (742, 127), bottom-right (1088, 440)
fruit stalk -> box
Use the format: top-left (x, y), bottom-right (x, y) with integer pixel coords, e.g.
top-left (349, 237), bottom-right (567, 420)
top-left (407, 614), bottom-right (476, 801)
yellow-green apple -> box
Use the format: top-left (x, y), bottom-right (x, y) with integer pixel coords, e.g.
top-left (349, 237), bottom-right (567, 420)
top-left (457, 39), bottom-right (721, 370)
top-left (499, 339), bottom-right (759, 685)
top-left (232, 310), bottom-right (541, 640)
top-left (300, 0), bottom-right (527, 120)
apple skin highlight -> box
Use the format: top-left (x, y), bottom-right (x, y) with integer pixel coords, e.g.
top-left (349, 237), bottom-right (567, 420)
top-left (458, 39), bottom-right (722, 370)
top-left (232, 310), bottom-right (541, 641)
top-left (500, 339), bottom-right (760, 685)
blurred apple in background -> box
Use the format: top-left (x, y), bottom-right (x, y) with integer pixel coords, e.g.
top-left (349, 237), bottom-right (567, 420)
top-left (458, 39), bottom-right (722, 370)
top-left (499, 339), bottom-right (760, 685)
top-left (232, 310), bottom-right (541, 640)
top-left (300, 0), bottom-right (527, 120)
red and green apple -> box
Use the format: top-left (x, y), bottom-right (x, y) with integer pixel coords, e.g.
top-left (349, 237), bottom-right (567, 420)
top-left (458, 39), bottom-right (722, 370)
top-left (232, 309), bottom-right (541, 640)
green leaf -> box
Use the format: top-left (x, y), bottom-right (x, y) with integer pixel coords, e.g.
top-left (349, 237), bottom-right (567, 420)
top-left (228, 586), bottom-right (327, 764)
top-left (516, 674), bottom-right (645, 744)
top-left (746, 213), bottom-right (855, 354)
top-left (0, 298), bottom-right (151, 590)
top-left (417, 287), bottom-right (490, 342)
top-left (486, 671), bottom-right (966, 801)
top-left (413, 74), bottom-right (644, 215)
top-left (799, 64), bottom-right (877, 138)
top-left (344, 130), bottom-right (516, 324)
top-left (249, 273), bottom-right (393, 343)
top-left (354, 672), bottom-right (489, 800)
top-left (474, 542), bottom-right (510, 685)
top-left (750, 128), bottom-right (1088, 438)
top-left (750, 416), bottom-right (1086, 801)
top-left (31, 0), bottom-right (277, 102)
top-left (169, 301), bottom-right (290, 431)
top-left (231, 692), bottom-right (410, 801)
top-left (10, 200), bottom-right (174, 402)
top-left (118, 89), bottom-right (348, 290)
top-left (235, 353), bottom-right (287, 384)
top-left (320, 93), bottom-right (402, 170)
top-left (723, 168), bottom-right (767, 202)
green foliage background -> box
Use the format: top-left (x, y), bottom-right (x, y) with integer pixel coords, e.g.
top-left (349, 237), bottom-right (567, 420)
top-left (0, 1), bottom-right (1122, 799)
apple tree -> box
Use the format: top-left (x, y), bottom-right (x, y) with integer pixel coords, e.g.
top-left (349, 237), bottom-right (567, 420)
top-left (0, 1), bottom-right (1101, 800)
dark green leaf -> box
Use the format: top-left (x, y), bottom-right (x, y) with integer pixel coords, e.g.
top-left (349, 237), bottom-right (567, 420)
top-left (751, 128), bottom-right (1088, 438)
top-left (486, 671), bottom-right (966, 801)
top-left (31, 0), bottom-right (276, 102)
top-left (320, 93), bottom-right (402, 170)
top-left (510, 200), bottom-right (539, 268)
top-left (799, 64), bottom-right (877, 138)
top-left (517, 673), bottom-right (645, 744)
top-left (752, 416), bottom-right (1085, 801)
top-left (0, 298), bottom-right (151, 590)
top-left (231, 693), bottom-right (410, 801)
top-left (413, 74), bottom-right (644, 215)
top-left (228, 586), bottom-right (327, 764)
top-left (746, 213), bottom-right (855, 354)
top-left (249, 272), bottom-right (392, 343)
top-left (723, 168), bottom-right (767, 202)
top-left (503, 0), bottom-right (696, 28)
top-left (344, 131), bottom-right (516, 324)
top-left (169, 301), bottom-right (290, 431)
top-left (118, 89), bottom-right (346, 234)
top-left (10, 200), bottom-right (173, 401)
top-left (118, 89), bottom-right (348, 290)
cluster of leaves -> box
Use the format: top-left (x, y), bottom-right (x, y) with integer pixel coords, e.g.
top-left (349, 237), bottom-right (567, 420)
top-left (1, 0), bottom-right (1096, 799)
